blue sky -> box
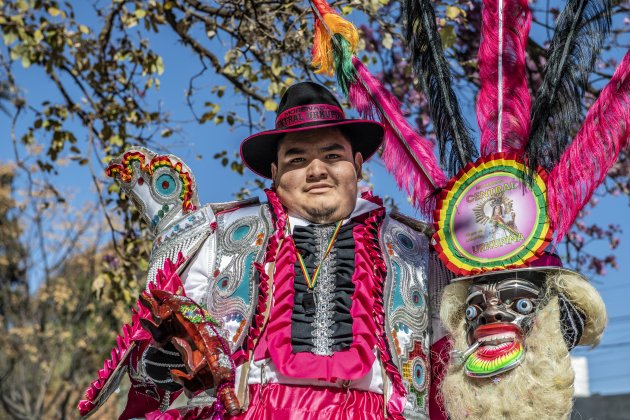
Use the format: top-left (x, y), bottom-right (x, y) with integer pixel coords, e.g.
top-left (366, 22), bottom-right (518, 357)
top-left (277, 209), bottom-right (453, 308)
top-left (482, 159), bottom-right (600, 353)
top-left (1, 1), bottom-right (628, 396)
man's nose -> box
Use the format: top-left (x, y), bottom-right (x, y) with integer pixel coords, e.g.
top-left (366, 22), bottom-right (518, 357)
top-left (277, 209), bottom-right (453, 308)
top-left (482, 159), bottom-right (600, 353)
top-left (477, 306), bottom-right (516, 324)
top-left (306, 159), bottom-right (327, 179)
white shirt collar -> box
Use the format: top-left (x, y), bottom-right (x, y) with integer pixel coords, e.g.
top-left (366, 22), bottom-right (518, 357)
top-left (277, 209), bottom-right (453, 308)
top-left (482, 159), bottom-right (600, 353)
top-left (287, 197), bottom-right (381, 233)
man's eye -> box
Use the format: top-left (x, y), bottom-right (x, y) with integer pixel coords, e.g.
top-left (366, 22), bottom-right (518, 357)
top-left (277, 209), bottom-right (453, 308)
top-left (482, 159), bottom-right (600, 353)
top-left (289, 157), bottom-right (305, 164)
top-left (326, 154), bottom-right (341, 159)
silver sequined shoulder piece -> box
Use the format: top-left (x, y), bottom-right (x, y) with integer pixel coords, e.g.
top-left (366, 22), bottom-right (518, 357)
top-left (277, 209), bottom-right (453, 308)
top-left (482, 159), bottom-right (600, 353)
top-left (204, 203), bottom-right (272, 353)
top-left (380, 215), bottom-right (431, 419)
top-left (147, 205), bottom-right (214, 287)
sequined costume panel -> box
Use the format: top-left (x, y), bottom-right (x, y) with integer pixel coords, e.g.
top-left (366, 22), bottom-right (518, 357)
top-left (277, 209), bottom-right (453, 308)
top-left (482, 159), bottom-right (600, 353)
top-left (204, 204), bottom-right (272, 353)
top-left (380, 217), bottom-right (431, 419)
top-left (148, 206), bottom-right (214, 286)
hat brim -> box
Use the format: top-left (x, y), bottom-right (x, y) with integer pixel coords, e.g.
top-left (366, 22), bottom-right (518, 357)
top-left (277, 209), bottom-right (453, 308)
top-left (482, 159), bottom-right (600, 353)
top-left (451, 266), bottom-right (588, 283)
top-left (240, 119), bottom-right (384, 179)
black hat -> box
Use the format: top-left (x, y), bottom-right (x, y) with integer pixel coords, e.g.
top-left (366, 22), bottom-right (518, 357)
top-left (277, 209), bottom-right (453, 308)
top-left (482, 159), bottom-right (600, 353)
top-left (240, 82), bottom-right (384, 178)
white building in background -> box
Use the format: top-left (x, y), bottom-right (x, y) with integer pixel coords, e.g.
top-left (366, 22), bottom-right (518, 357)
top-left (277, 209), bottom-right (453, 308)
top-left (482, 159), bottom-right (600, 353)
top-left (571, 356), bottom-right (590, 397)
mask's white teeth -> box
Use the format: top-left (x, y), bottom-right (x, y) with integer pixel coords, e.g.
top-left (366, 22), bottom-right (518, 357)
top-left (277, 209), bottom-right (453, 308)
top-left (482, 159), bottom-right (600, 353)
top-left (450, 341), bottom-right (481, 367)
top-left (478, 332), bottom-right (516, 343)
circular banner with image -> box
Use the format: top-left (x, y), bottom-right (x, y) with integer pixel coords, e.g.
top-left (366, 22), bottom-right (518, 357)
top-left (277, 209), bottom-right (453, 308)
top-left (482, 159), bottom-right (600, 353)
top-left (433, 154), bottom-right (551, 275)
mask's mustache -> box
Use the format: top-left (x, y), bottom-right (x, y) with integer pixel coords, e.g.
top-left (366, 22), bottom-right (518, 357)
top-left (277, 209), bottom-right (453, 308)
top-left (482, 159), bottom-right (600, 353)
top-left (450, 341), bottom-right (481, 367)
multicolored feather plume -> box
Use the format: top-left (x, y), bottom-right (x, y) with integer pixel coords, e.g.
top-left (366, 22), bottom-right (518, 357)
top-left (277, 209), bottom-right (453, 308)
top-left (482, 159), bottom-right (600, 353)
top-left (403, 0), bottom-right (478, 175)
top-left (547, 50), bottom-right (630, 242)
top-left (477, 0), bottom-right (532, 155)
top-left (311, 0), bottom-right (359, 85)
top-left (349, 57), bottom-right (448, 213)
top-left (527, 0), bottom-right (612, 172)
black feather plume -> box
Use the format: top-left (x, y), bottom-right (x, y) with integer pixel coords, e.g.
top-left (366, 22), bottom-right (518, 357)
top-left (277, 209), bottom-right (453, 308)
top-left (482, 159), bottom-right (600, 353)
top-left (526, 0), bottom-right (612, 173)
top-left (403, 0), bottom-right (478, 175)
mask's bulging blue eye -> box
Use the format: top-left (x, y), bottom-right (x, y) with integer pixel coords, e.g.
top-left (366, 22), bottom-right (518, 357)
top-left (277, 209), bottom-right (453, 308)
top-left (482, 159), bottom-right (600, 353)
top-left (466, 305), bottom-right (479, 321)
top-left (515, 298), bottom-right (534, 314)
top-left (155, 173), bottom-right (176, 196)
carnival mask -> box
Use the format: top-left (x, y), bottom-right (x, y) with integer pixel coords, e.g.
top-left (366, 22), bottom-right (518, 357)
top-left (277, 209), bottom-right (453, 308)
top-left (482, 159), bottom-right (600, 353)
top-left (462, 272), bottom-right (544, 378)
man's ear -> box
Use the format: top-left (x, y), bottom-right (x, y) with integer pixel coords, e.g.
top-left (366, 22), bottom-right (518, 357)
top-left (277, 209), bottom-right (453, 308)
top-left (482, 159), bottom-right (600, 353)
top-left (271, 162), bottom-right (278, 188)
top-left (354, 152), bottom-right (364, 180)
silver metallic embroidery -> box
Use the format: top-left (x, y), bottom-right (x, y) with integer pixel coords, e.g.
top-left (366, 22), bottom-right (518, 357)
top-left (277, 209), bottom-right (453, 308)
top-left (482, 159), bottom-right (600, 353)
top-left (218, 353), bottom-right (232, 369)
top-left (147, 208), bottom-right (212, 286)
top-left (205, 205), bottom-right (272, 353)
top-left (185, 390), bottom-right (217, 409)
top-left (140, 345), bottom-right (180, 387)
top-left (380, 216), bottom-right (431, 419)
top-left (159, 390), bottom-right (171, 413)
top-left (203, 324), bottom-right (217, 337)
top-left (310, 224), bottom-right (337, 356)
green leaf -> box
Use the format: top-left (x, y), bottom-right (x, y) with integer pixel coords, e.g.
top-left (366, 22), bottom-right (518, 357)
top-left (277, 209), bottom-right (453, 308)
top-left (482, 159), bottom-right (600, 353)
top-left (16, 0), bottom-right (29, 12)
top-left (21, 55), bottom-right (31, 68)
top-left (155, 55), bottom-right (164, 75)
top-left (47, 7), bottom-right (63, 17)
top-left (264, 99), bottom-right (277, 112)
top-left (271, 56), bottom-right (282, 77)
top-left (33, 29), bottom-right (44, 43)
top-left (109, 135), bottom-right (123, 147)
top-left (382, 33), bottom-right (393, 50)
top-left (446, 6), bottom-right (464, 20)
top-left (3, 31), bottom-right (17, 46)
top-left (440, 25), bottom-right (456, 50)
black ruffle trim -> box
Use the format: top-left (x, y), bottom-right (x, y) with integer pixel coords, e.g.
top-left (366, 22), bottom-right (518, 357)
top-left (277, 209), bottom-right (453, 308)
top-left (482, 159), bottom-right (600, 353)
top-left (291, 222), bottom-right (356, 354)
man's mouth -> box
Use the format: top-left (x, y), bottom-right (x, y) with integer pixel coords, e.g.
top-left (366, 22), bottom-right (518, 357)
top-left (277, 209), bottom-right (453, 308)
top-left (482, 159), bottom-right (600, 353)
top-left (305, 183), bottom-right (334, 193)
top-left (464, 323), bottom-right (525, 378)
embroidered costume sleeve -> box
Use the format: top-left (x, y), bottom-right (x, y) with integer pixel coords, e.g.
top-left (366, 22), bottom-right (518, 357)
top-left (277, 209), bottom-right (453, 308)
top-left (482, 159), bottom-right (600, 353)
top-left (379, 215), bottom-right (432, 418)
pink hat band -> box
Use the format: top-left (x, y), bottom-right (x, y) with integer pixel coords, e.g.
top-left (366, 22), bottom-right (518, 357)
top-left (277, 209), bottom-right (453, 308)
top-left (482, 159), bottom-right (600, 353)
top-left (275, 104), bottom-right (345, 129)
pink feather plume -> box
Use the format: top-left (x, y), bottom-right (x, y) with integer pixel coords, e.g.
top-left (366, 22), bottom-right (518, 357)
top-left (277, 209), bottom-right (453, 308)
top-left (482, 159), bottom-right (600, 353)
top-left (349, 57), bottom-right (447, 215)
top-left (477, 0), bottom-right (531, 155)
top-left (547, 50), bottom-right (630, 241)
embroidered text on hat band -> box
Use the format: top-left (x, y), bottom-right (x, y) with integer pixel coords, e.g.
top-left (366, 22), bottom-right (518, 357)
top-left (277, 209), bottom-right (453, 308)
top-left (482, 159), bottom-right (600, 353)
top-left (275, 104), bottom-right (345, 129)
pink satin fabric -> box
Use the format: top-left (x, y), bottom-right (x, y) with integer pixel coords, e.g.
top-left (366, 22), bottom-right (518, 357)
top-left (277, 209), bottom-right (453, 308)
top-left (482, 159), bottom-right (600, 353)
top-left (229, 383), bottom-right (385, 420)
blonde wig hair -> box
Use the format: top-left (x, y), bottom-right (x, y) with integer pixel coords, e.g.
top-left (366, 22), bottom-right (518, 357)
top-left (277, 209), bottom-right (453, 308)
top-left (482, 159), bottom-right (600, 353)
top-left (438, 271), bottom-right (606, 420)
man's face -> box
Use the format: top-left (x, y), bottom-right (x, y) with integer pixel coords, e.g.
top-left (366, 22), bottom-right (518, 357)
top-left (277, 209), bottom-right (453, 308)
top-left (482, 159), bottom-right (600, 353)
top-left (271, 127), bottom-right (363, 224)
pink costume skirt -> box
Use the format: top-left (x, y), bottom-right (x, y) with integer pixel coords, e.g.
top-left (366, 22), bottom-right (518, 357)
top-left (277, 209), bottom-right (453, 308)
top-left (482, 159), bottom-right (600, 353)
top-left (228, 383), bottom-right (385, 420)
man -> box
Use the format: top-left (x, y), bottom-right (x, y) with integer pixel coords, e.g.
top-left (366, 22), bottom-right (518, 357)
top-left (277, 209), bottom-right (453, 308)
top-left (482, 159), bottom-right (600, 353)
top-left (81, 82), bottom-right (433, 419)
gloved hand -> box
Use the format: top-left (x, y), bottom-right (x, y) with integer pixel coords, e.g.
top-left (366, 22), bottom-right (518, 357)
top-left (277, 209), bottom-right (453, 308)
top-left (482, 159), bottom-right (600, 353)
top-left (139, 289), bottom-right (241, 416)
